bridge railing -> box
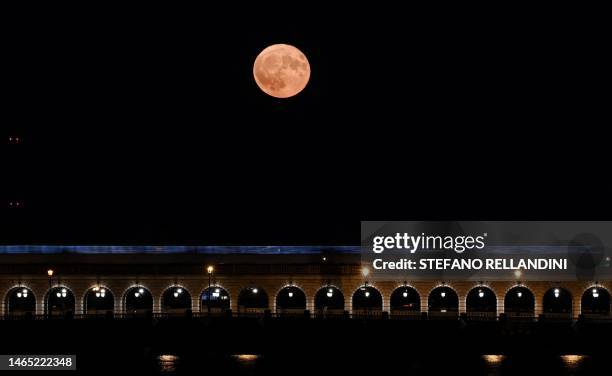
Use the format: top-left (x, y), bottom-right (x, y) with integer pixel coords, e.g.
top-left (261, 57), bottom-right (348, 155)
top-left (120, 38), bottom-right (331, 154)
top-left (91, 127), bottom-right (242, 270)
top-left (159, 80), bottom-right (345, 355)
top-left (389, 311), bottom-right (422, 320)
top-left (465, 311), bottom-right (498, 321)
top-left (539, 312), bottom-right (573, 321)
top-left (504, 312), bottom-right (537, 322)
top-left (579, 313), bottom-right (612, 323)
top-left (312, 309), bottom-right (346, 319)
top-left (276, 308), bottom-right (308, 317)
top-left (351, 309), bottom-right (384, 319)
top-left (428, 311), bottom-right (459, 320)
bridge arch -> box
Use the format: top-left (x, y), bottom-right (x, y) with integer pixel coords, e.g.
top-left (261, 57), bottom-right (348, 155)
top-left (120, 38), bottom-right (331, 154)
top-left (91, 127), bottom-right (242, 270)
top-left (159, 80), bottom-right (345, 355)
top-left (237, 286), bottom-right (269, 314)
top-left (275, 285), bottom-right (306, 313)
top-left (45, 285), bottom-right (76, 317)
top-left (465, 285), bottom-right (497, 314)
top-left (83, 285), bottom-right (115, 315)
top-left (160, 285), bottom-right (192, 314)
top-left (542, 287), bottom-right (572, 315)
top-left (123, 285), bottom-right (153, 316)
top-left (390, 285), bottom-right (420, 313)
top-left (200, 285), bottom-right (231, 313)
top-left (504, 285), bottom-right (535, 316)
top-left (314, 285), bottom-right (344, 315)
top-left (581, 286), bottom-right (611, 315)
top-left (351, 284), bottom-right (383, 315)
top-left (428, 285), bottom-right (459, 315)
top-left (5, 286), bottom-right (36, 317)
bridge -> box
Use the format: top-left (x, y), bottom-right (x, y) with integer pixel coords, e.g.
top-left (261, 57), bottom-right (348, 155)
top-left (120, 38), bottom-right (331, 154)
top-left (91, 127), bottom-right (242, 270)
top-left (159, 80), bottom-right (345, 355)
top-left (1, 246), bottom-right (609, 320)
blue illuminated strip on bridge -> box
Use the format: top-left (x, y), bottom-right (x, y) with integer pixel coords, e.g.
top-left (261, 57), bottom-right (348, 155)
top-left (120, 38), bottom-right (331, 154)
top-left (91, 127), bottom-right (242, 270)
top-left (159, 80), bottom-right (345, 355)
top-left (0, 245), bottom-right (361, 254)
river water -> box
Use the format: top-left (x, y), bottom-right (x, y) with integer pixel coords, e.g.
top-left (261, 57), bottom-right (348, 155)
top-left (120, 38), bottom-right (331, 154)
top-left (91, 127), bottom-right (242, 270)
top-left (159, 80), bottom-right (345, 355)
top-left (151, 352), bottom-right (596, 375)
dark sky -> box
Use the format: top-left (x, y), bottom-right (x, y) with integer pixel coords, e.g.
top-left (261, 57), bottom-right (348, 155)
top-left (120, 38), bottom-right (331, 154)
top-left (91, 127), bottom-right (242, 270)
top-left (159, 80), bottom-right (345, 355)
top-left (2, 6), bottom-right (610, 245)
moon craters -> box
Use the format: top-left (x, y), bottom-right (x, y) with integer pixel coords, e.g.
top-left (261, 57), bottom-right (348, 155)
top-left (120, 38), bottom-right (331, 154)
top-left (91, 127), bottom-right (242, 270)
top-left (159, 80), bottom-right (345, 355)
top-left (253, 44), bottom-right (310, 98)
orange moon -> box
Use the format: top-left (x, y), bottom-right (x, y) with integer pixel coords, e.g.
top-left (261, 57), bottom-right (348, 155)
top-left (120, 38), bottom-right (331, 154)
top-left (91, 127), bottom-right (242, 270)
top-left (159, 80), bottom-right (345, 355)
top-left (253, 44), bottom-right (310, 98)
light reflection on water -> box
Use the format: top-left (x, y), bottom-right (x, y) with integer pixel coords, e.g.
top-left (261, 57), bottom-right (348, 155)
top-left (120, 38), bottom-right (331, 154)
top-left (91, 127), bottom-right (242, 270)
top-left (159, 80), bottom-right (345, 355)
top-left (481, 354), bottom-right (590, 375)
top-left (157, 354), bottom-right (179, 373)
top-left (483, 354), bottom-right (506, 367)
top-left (153, 353), bottom-right (592, 375)
top-left (231, 354), bottom-right (261, 362)
top-left (560, 354), bottom-right (588, 369)
top-left (482, 354), bottom-right (506, 376)
top-left (231, 354), bottom-right (261, 366)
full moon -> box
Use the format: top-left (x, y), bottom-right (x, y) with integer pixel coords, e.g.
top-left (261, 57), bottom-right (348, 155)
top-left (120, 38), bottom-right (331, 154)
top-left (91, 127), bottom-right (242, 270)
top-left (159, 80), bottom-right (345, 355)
top-left (253, 44), bottom-right (310, 98)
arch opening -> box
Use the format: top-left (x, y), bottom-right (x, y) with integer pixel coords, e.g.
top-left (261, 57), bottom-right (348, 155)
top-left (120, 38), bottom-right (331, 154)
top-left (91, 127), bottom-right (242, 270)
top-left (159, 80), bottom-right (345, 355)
top-left (5, 287), bottom-right (36, 317)
top-left (504, 286), bottom-right (535, 317)
top-left (161, 286), bottom-right (192, 315)
top-left (428, 286), bottom-right (458, 317)
top-left (84, 286), bottom-right (114, 316)
top-left (352, 286), bottom-right (382, 316)
top-left (542, 287), bottom-right (572, 317)
top-left (46, 286), bottom-right (75, 318)
top-left (466, 286), bottom-right (497, 318)
top-left (124, 286), bottom-right (153, 316)
top-left (390, 286), bottom-right (420, 315)
top-left (581, 287), bottom-right (610, 316)
top-left (237, 287), bottom-right (268, 315)
top-left (201, 286), bottom-right (230, 314)
top-left (275, 286), bottom-right (306, 314)
top-left (314, 286), bottom-right (344, 316)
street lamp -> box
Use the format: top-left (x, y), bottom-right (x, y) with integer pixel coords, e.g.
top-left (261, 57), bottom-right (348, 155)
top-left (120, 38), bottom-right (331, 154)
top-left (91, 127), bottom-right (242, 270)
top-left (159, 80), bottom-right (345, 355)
top-left (207, 265), bottom-right (214, 315)
top-left (361, 266), bottom-right (370, 303)
top-left (134, 286), bottom-right (144, 298)
top-left (47, 269), bottom-right (55, 289)
top-left (361, 266), bottom-right (370, 279)
top-left (46, 269), bottom-right (55, 318)
top-left (93, 286), bottom-right (106, 298)
top-left (514, 270), bottom-right (522, 279)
